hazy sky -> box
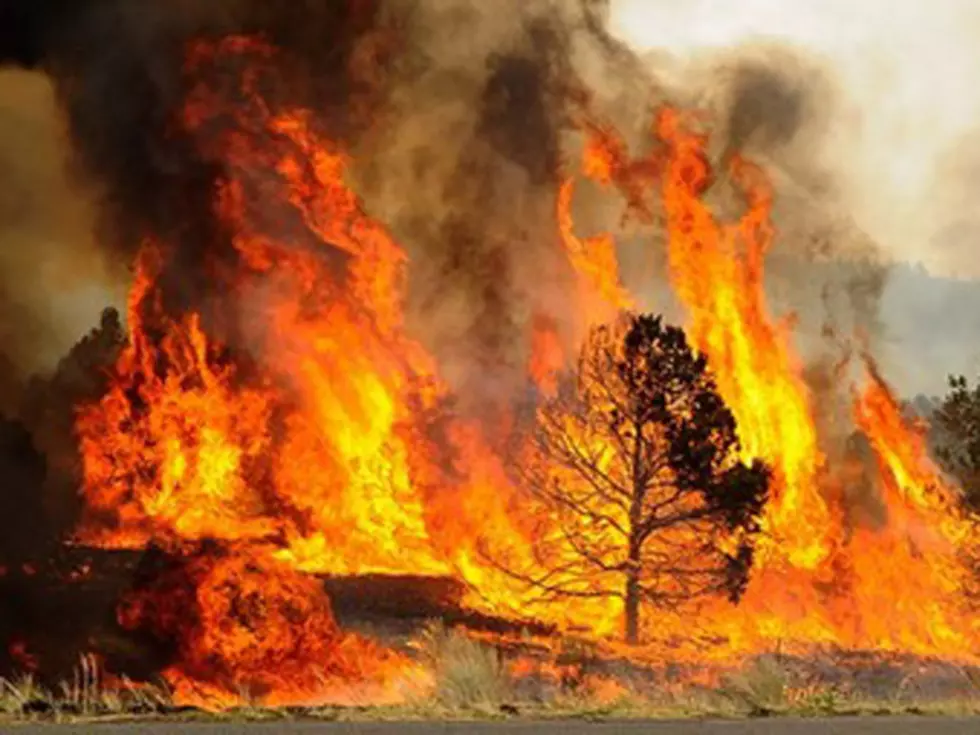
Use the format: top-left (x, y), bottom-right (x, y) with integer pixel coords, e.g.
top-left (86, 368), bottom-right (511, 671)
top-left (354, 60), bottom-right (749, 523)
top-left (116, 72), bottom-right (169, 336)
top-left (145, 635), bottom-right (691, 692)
top-left (609, 0), bottom-right (980, 280)
top-left (0, 69), bottom-right (122, 376)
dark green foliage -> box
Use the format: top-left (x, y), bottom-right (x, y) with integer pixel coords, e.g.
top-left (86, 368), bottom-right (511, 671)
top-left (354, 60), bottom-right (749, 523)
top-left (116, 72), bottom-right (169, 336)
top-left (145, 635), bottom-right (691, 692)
top-left (618, 315), bottom-right (770, 539)
top-left (17, 306), bottom-right (126, 550)
top-left (933, 374), bottom-right (980, 511)
top-left (509, 312), bottom-right (770, 643)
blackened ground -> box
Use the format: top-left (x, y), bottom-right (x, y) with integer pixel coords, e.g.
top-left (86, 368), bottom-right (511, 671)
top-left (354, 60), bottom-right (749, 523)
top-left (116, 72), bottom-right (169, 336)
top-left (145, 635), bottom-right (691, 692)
top-left (0, 546), bottom-right (552, 687)
top-left (0, 548), bottom-right (154, 685)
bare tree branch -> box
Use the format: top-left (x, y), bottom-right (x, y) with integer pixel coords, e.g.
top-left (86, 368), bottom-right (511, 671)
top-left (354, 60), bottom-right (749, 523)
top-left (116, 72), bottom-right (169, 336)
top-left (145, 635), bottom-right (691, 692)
top-left (492, 313), bottom-right (769, 643)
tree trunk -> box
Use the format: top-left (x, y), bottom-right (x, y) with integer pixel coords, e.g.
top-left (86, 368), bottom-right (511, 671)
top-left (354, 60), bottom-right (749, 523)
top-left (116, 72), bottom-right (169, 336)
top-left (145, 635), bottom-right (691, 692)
top-left (625, 416), bottom-right (645, 645)
top-left (624, 542), bottom-right (641, 645)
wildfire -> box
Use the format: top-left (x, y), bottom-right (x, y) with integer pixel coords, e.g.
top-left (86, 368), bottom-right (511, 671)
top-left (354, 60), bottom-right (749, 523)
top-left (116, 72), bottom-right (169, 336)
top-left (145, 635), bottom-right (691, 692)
top-left (119, 545), bottom-right (420, 708)
top-left (69, 30), bottom-right (980, 708)
top-left (647, 109), bottom-right (980, 660)
top-left (656, 110), bottom-right (834, 571)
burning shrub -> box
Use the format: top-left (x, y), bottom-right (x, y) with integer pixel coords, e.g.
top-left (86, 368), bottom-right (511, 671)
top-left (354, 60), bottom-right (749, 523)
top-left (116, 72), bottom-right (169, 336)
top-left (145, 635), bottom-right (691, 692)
top-left (504, 312), bottom-right (770, 643)
top-left (118, 543), bottom-right (405, 707)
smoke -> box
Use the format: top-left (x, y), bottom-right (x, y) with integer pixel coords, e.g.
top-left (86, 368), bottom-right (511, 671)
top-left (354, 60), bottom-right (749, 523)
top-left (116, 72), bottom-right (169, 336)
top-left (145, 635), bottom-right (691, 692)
top-left (4, 0), bottom-right (971, 403)
top-left (660, 40), bottom-right (889, 345)
top-left (348, 0), bottom-right (673, 418)
top-left (3, 0), bottom-right (659, 420)
top-left (31, 0), bottom-right (393, 323)
top-left (610, 0), bottom-right (980, 268)
top-left (0, 66), bottom-right (119, 385)
top-left (352, 1), bottom-right (579, 416)
top-left (608, 0), bottom-right (980, 394)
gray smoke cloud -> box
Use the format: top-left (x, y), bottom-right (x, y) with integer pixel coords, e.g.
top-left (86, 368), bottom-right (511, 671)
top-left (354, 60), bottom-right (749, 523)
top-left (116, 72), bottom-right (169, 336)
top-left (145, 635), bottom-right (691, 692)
top-left (608, 0), bottom-right (980, 396)
top-left (609, 0), bottom-right (980, 270)
top-left (667, 42), bottom-right (889, 347)
top-left (0, 0), bottom-right (663, 423)
top-left (0, 67), bottom-right (121, 385)
top-left (346, 0), bottom-right (664, 419)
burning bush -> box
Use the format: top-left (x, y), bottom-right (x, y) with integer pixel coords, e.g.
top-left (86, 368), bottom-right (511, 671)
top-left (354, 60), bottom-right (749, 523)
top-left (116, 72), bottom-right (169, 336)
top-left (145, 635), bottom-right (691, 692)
top-left (119, 542), bottom-right (408, 707)
top-left (416, 622), bottom-right (511, 710)
top-left (503, 312), bottom-right (770, 644)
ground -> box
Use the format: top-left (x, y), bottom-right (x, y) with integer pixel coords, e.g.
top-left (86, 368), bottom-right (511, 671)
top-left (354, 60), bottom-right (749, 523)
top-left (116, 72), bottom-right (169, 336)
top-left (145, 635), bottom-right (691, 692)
top-left (5, 625), bottom-right (980, 728)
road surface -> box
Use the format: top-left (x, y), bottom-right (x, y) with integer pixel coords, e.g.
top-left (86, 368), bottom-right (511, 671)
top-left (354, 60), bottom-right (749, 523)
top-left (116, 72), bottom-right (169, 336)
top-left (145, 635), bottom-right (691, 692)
top-left (4, 717), bottom-right (976, 734)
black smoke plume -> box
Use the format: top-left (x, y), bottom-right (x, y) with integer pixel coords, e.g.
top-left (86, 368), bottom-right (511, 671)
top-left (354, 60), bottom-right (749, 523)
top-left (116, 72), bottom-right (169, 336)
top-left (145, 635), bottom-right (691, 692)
top-left (2, 0), bottom-right (662, 419)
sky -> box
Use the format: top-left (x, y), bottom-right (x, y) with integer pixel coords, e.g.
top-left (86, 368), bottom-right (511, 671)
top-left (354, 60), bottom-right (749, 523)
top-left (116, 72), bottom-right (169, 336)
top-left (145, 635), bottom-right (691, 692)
top-left (608, 0), bottom-right (980, 280)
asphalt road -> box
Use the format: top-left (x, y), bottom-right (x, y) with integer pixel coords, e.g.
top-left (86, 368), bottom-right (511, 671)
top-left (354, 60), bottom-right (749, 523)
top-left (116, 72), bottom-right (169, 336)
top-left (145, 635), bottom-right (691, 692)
top-left (4, 718), bottom-right (978, 734)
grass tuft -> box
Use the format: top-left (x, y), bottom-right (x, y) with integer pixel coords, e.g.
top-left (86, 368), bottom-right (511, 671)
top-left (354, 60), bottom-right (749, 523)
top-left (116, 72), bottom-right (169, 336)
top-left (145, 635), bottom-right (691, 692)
top-left (716, 656), bottom-right (792, 715)
top-left (0, 655), bottom-right (173, 721)
top-left (415, 621), bottom-right (512, 711)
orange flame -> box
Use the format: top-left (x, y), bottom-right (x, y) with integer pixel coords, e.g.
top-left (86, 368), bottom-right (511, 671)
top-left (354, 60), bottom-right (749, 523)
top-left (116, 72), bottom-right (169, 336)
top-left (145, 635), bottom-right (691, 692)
top-left (119, 546), bottom-right (417, 708)
top-left (73, 31), bottom-right (980, 705)
top-left (648, 108), bottom-right (980, 660)
top-left (655, 109), bottom-right (834, 571)
top-left (75, 36), bottom-right (531, 705)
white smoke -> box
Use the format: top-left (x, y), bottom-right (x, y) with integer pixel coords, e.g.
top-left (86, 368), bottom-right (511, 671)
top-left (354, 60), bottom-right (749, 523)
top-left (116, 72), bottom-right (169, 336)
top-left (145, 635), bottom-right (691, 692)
top-left (608, 0), bottom-right (980, 396)
top-left (0, 68), bottom-right (124, 378)
top-left (609, 0), bottom-right (980, 279)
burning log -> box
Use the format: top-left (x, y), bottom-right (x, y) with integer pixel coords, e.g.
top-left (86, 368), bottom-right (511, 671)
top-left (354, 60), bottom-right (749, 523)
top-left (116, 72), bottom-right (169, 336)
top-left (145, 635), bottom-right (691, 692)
top-left (320, 573), bottom-right (556, 637)
top-left (321, 573), bottom-right (465, 618)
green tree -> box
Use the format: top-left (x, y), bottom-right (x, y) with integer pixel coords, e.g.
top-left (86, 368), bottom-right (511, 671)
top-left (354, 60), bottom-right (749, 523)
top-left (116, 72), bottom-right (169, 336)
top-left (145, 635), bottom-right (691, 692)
top-left (18, 306), bottom-right (126, 545)
top-left (508, 313), bottom-right (770, 644)
top-left (933, 375), bottom-right (980, 509)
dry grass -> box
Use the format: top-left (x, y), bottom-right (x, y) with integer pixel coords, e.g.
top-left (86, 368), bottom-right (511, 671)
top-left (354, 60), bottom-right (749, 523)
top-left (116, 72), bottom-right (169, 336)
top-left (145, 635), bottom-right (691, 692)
top-left (708, 655), bottom-right (980, 719)
top-left (0, 654), bottom-right (174, 722)
top-left (716, 656), bottom-right (795, 714)
top-left (715, 656), bottom-right (848, 716)
top-left (413, 621), bottom-right (513, 712)
top-left (4, 642), bottom-right (980, 723)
